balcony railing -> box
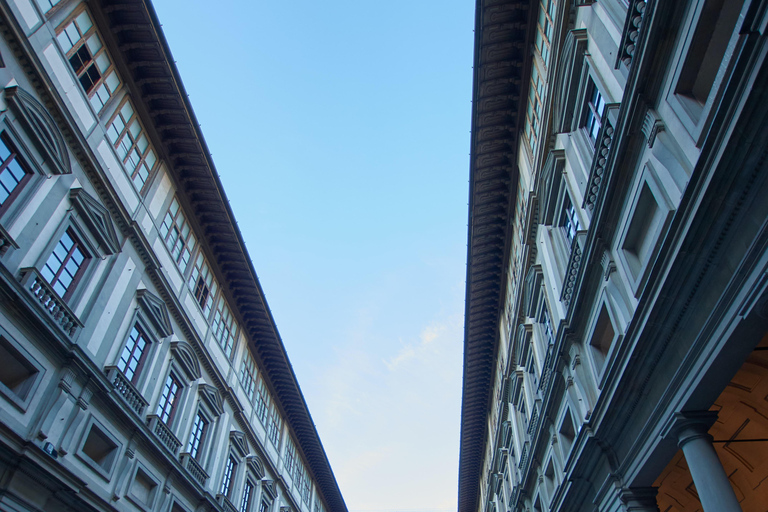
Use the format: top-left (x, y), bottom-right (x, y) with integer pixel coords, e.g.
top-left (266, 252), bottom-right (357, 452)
top-left (616, 0), bottom-right (649, 70)
top-left (0, 224), bottom-right (18, 256)
top-left (20, 267), bottom-right (83, 337)
top-left (147, 414), bottom-right (181, 455)
top-left (180, 452), bottom-right (209, 486)
top-left (537, 344), bottom-right (555, 393)
top-left (582, 105), bottom-right (619, 213)
top-left (105, 366), bottom-right (148, 416)
top-left (216, 494), bottom-right (238, 512)
top-left (560, 230), bottom-right (587, 308)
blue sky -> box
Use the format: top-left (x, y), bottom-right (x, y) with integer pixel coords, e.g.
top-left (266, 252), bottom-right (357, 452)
top-left (154, 2), bottom-right (475, 511)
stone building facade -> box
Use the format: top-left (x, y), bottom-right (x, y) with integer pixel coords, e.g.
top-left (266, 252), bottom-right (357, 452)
top-left (459, 0), bottom-right (768, 512)
top-left (0, 2), bottom-right (347, 512)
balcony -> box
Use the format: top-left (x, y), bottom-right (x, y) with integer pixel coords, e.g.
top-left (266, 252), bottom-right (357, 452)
top-left (19, 267), bottom-right (83, 337)
top-left (105, 366), bottom-right (148, 416)
top-left (216, 494), bottom-right (238, 512)
top-left (147, 414), bottom-right (181, 455)
top-left (583, 104), bottom-right (620, 213)
top-left (180, 452), bottom-right (209, 485)
top-left (560, 230), bottom-right (587, 309)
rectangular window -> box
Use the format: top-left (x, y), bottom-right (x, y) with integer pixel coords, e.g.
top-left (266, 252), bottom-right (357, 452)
top-left (540, 305), bottom-right (555, 346)
top-left (56, 9), bottom-right (121, 112)
top-left (524, 66), bottom-right (544, 153)
top-left (156, 373), bottom-right (181, 424)
top-left (41, 228), bottom-right (89, 298)
top-left (259, 499), bottom-right (270, 512)
top-left (159, 197), bottom-right (197, 274)
top-left (284, 437), bottom-right (296, 477)
top-left (301, 465), bottom-right (311, 503)
top-left (240, 352), bottom-right (258, 401)
top-left (534, 0), bottom-right (555, 64)
top-left (241, 480), bottom-right (254, 512)
top-left (267, 404), bottom-right (282, 446)
top-left (117, 324), bottom-right (149, 384)
top-left (0, 135), bottom-right (31, 210)
top-left (220, 455), bottom-right (237, 498)
top-left (212, 297), bottom-right (238, 358)
top-left (560, 193), bottom-right (580, 247)
top-left (583, 79), bottom-right (606, 146)
top-left (0, 337), bottom-right (39, 403)
top-left (187, 411), bottom-right (208, 460)
top-left (188, 253), bottom-right (218, 316)
top-left (255, 377), bottom-right (270, 424)
top-left (81, 422), bottom-right (118, 471)
top-left (107, 99), bottom-right (158, 191)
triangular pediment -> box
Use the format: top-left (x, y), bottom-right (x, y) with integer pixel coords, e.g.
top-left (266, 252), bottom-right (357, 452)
top-left (137, 289), bottom-right (173, 338)
top-left (199, 383), bottom-right (223, 416)
top-left (262, 480), bottom-right (277, 500)
top-left (230, 430), bottom-right (248, 457)
top-left (5, 86), bottom-right (70, 175)
top-left (70, 188), bottom-right (120, 254)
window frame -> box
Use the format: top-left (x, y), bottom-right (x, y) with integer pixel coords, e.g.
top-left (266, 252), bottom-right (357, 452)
top-left (38, 224), bottom-right (93, 302)
top-left (583, 294), bottom-right (623, 389)
top-left (75, 415), bottom-right (122, 480)
top-left (581, 78), bottom-right (606, 147)
top-left (0, 329), bottom-right (46, 412)
top-left (54, 5), bottom-right (122, 113)
top-left (126, 462), bottom-right (162, 512)
top-left (220, 453), bottom-right (239, 500)
top-left (155, 371), bottom-right (183, 426)
top-left (105, 96), bottom-right (159, 193)
top-left (240, 350), bottom-right (258, 402)
top-left (115, 322), bottom-right (152, 386)
top-left (159, 196), bottom-right (197, 275)
top-left (186, 408), bottom-right (210, 461)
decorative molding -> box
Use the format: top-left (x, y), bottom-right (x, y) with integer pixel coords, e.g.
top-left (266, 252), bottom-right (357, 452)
top-left (640, 107), bottom-right (664, 148)
top-left (4, 86), bottom-right (70, 175)
top-left (522, 265), bottom-right (544, 318)
top-left (560, 231), bottom-right (587, 307)
top-left (616, 0), bottom-right (649, 70)
top-left (601, 250), bottom-right (617, 280)
top-left (262, 480), bottom-right (277, 500)
top-left (199, 384), bottom-right (224, 417)
top-left (137, 289), bottom-right (173, 338)
top-left (552, 29), bottom-right (588, 133)
top-left (230, 430), bottom-right (248, 457)
top-left (246, 454), bottom-right (265, 479)
top-left (170, 341), bottom-right (201, 381)
top-left (583, 105), bottom-right (620, 212)
top-left (538, 150), bottom-right (567, 225)
top-left (70, 188), bottom-right (120, 254)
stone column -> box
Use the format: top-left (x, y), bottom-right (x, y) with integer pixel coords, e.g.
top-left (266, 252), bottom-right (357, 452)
top-left (665, 412), bottom-right (742, 512)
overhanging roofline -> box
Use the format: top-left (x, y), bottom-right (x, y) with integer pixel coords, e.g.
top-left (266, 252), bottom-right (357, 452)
top-left (459, 1), bottom-right (536, 512)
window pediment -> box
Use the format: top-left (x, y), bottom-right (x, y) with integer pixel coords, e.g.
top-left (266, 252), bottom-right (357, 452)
top-left (170, 340), bottom-right (200, 381)
top-left (538, 150), bottom-right (567, 225)
top-left (70, 188), bottom-right (120, 254)
top-left (246, 454), bottom-right (265, 479)
top-left (199, 383), bottom-right (223, 416)
top-left (137, 289), bottom-right (173, 338)
top-left (230, 430), bottom-right (248, 457)
top-left (552, 29), bottom-right (588, 133)
top-left (5, 86), bottom-right (71, 175)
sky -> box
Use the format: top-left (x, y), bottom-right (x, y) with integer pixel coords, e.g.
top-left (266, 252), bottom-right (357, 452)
top-left (153, 2), bottom-right (475, 511)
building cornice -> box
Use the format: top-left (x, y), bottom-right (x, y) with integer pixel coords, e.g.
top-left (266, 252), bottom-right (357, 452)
top-left (459, 2), bottom-right (536, 512)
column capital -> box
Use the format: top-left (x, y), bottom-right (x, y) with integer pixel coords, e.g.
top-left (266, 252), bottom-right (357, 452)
top-left (661, 411), bottom-right (718, 446)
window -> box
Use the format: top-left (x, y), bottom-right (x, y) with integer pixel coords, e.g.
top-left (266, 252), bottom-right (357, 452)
top-left (220, 455), bottom-right (237, 498)
top-left (0, 335), bottom-right (42, 409)
top-left (188, 253), bottom-right (218, 316)
top-left (56, 9), bottom-right (121, 112)
top-left (107, 99), bottom-right (158, 191)
top-left (259, 499), bottom-right (271, 512)
top-left (80, 421), bottom-right (119, 476)
top-left (0, 135), bottom-right (31, 211)
top-left (676, 0), bottom-right (744, 121)
top-left (240, 351), bottom-right (258, 401)
top-left (524, 66), bottom-right (544, 153)
top-left (255, 377), bottom-right (270, 424)
top-left (160, 197), bottom-right (197, 274)
top-left (583, 79), bottom-right (606, 146)
top-left (284, 437), bottom-right (297, 477)
top-left (35, 0), bottom-right (62, 13)
top-left (130, 467), bottom-right (159, 508)
top-left (559, 407), bottom-right (576, 457)
top-left (187, 411), bottom-right (208, 460)
top-left (156, 373), bottom-right (181, 424)
top-left (41, 228), bottom-right (89, 298)
top-left (117, 324), bottom-right (149, 384)
top-left (589, 304), bottom-right (615, 371)
top-left (540, 305), bottom-right (555, 347)
top-left (241, 480), bottom-right (254, 512)
top-left (267, 404), bottom-right (282, 446)
top-left (560, 193), bottom-right (580, 247)
top-left (300, 465), bottom-right (311, 503)
top-left (212, 297), bottom-right (238, 357)
top-left (535, 0), bottom-right (556, 64)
